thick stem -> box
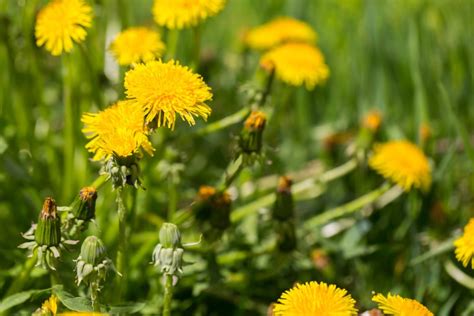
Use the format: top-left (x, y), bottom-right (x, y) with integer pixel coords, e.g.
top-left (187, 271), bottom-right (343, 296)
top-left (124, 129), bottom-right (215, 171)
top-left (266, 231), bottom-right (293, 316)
top-left (162, 274), bottom-right (174, 316)
top-left (166, 30), bottom-right (180, 60)
top-left (62, 54), bottom-right (75, 201)
top-left (90, 282), bottom-right (101, 312)
top-left (222, 155), bottom-right (244, 190)
top-left (115, 187), bottom-right (127, 300)
top-left (259, 68), bottom-right (275, 107)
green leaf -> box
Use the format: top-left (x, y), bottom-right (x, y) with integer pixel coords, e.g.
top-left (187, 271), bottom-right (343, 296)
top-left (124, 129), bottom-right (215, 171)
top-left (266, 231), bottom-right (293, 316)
top-left (107, 302), bottom-right (146, 314)
top-left (54, 286), bottom-right (93, 312)
top-left (0, 290), bottom-right (40, 312)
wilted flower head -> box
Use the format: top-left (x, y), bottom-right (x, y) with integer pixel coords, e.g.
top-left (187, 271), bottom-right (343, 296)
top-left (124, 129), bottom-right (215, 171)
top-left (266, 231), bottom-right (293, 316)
top-left (372, 293), bottom-right (433, 316)
top-left (260, 43), bottom-right (329, 89)
top-left (153, 0), bottom-right (226, 29)
top-left (109, 27), bottom-right (165, 66)
top-left (273, 281), bottom-right (357, 316)
top-left (124, 60), bottom-right (212, 129)
top-left (81, 100), bottom-right (154, 161)
top-left (454, 218), bottom-right (474, 268)
top-left (35, 0), bottom-right (92, 56)
top-left (369, 140), bottom-right (431, 191)
top-left (245, 17), bottom-right (317, 51)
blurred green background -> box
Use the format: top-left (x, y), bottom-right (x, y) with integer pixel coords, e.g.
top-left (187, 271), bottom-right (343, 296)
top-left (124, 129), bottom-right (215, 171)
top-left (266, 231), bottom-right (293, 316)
top-left (0, 0), bottom-right (473, 314)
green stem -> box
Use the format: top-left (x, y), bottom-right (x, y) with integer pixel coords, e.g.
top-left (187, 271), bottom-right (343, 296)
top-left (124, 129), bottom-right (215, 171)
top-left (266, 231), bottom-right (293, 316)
top-left (221, 155), bottom-right (244, 190)
top-left (115, 187), bottom-right (127, 300)
top-left (259, 68), bottom-right (275, 107)
top-left (62, 55), bottom-right (75, 201)
top-left (49, 268), bottom-right (60, 287)
top-left (91, 174), bottom-right (109, 190)
top-left (162, 274), bottom-right (173, 316)
top-left (168, 178), bottom-right (177, 221)
top-left (166, 30), bottom-right (180, 60)
top-left (90, 282), bottom-right (101, 312)
top-left (5, 253), bottom-right (37, 297)
top-left (196, 108), bottom-right (250, 136)
top-left (303, 183), bottom-right (392, 229)
top-left (192, 25), bottom-right (202, 70)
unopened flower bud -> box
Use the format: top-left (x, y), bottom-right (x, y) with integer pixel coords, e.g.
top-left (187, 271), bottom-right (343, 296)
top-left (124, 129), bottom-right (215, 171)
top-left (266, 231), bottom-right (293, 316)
top-left (159, 223), bottom-right (182, 249)
top-left (276, 221), bottom-right (296, 252)
top-left (80, 236), bottom-right (107, 266)
top-left (239, 111), bottom-right (267, 154)
top-left (35, 197), bottom-right (61, 247)
top-left (272, 176), bottom-right (294, 221)
top-left (71, 187), bottom-right (97, 221)
top-left (75, 236), bottom-right (112, 285)
top-left (194, 186), bottom-right (232, 232)
top-left (362, 110), bottom-right (382, 132)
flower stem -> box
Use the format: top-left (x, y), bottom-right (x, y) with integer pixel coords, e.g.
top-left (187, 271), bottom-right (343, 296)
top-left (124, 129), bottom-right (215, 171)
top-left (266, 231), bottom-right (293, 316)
top-left (115, 187), bottom-right (127, 300)
top-left (62, 54), bottom-right (75, 202)
top-left (259, 68), bottom-right (275, 107)
top-left (221, 154), bottom-right (244, 190)
top-left (303, 182), bottom-right (393, 229)
top-left (168, 178), bottom-right (177, 221)
top-left (162, 274), bottom-right (173, 316)
top-left (166, 29), bottom-right (180, 60)
top-left (196, 107), bottom-right (250, 136)
top-left (90, 282), bottom-right (101, 312)
top-left (191, 25), bottom-right (202, 70)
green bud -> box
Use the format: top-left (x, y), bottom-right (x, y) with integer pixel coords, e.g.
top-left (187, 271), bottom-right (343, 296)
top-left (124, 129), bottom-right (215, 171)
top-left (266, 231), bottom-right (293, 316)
top-left (71, 187), bottom-right (97, 221)
top-left (272, 176), bottom-right (294, 221)
top-left (159, 223), bottom-right (181, 249)
top-left (101, 155), bottom-right (142, 189)
top-left (277, 221), bottom-right (297, 252)
top-left (239, 111), bottom-right (267, 154)
top-left (80, 236), bottom-right (107, 266)
top-left (35, 197), bottom-right (61, 247)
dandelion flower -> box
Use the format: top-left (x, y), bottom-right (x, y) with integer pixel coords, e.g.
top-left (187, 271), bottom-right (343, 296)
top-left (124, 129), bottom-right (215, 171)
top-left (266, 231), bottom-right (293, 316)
top-left (368, 140), bottom-right (431, 191)
top-left (81, 100), bottom-right (154, 161)
top-left (124, 60), bottom-right (212, 129)
top-left (273, 281), bottom-right (357, 316)
top-left (152, 0), bottom-right (226, 29)
top-left (35, 0), bottom-right (93, 56)
top-left (109, 27), bottom-right (165, 66)
top-left (260, 43), bottom-right (329, 89)
top-left (454, 218), bottom-right (474, 268)
top-left (372, 293), bottom-right (433, 316)
top-left (40, 295), bottom-right (58, 315)
top-left (245, 17), bottom-right (317, 51)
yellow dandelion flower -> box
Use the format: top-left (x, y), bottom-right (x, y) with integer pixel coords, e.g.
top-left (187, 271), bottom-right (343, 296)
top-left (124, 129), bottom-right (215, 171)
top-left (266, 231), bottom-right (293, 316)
top-left (81, 100), bottom-right (154, 161)
top-left (368, 140), bottom-right (431, 191)
top-left (454, 218), bottom-right (474, 268)
top-left (372, 293), bottom-right (433, 316)
top-left (59, 313), bottom-right (108, 316)
top-left (152, 0), bottom-right (226, 29)
top-left (273, 281), bottom-right (358, 316)
top-left (41, 295), bottom-right (58, 315)
top-left (245, 17), bottom-right (317, 51)
top-left (109, 27), bottom-right (165, 66)
top-left (260, 43), bottom-right (329, 89)
top-left (124, 60), bottom-right (212, 129)
top-left (35, 0), bottom-right (93, 56)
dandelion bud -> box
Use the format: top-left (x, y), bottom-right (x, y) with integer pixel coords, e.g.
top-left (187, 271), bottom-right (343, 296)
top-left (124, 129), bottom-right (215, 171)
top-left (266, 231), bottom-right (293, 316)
top-left (193, 186), bottom-right (232, 239)
top-left (101, 155), bottom-right (142, 189)
top-left (272, 176), bottom-right (294, 221)
top-left (35, 197), bottom-right (61, 247)
top-left (239, 111), bottom-right (267, 154)
top-left (159, 223), bottom-right (182, 249)
top-left (276, 221), bottom-right (296, 252)
top-left (71, 187), bottom-right (97, 221)
top-left (75, 236), bottom-right (112, 285)
top-left (362, 110), bottom-right (382, 133)
top-left (152, 223), bottom-right (185, 279)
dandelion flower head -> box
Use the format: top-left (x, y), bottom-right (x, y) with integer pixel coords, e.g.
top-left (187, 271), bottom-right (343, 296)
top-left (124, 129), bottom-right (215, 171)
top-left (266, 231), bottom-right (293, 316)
top-left (109, 27), bottom-right (165, 66)
top-left (81, 100), bottom-right (154, 161)
top-left (260, 43), bottom-right (329, 89)
top-left (40, 295), bottom-right (58, 315)
top-left (245, 17), bottom-right (317, 51)
top-left (124, 60), bottom-right (212, 129)
top-left (35, 0), bottom-right (92, 56)
top-left (454, 218), bottom-right (474, 268)
top-left (273, 281), bottom-right (358, 316)
top-left (372, 293), bottom-right (433, 316)
top-left (153, 0), bottom-right (226, 29)
top-left (368, 140), bottom-right (431, 191)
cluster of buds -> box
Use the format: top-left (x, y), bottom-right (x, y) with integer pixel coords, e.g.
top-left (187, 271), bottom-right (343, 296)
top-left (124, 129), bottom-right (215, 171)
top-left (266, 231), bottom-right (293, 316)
top-left (152, 223), bottom-right (185, 283)
top-left (101, 155), bottom-right (141, 189)
top-left (238, 111), bottom-right (267, 163)
top-left (63, 187), bottom-right (98, 238)
top-left (272, 177), bottom-right (297, 252)
top-left (75, 236), bottom-right (114, 307)
top-left (19, 197), bottom-right (78, 270)
top-left (192, 186), bottom-right (232, 242)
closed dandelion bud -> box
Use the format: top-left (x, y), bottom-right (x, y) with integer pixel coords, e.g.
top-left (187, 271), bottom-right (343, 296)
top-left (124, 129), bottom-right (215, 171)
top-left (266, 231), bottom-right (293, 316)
top-left (80, 236), bottom-right (107, 265)
top-left (272, 176), bottom-right (294, 221)
top-left (71, 187), bottom-right (97, 221)
top-left (159, 223), bottom-right (182, 249)
top-left (276, 221), bottom-right (296, 252)
top-left (35, 197), bottom-right (61, 247)
top-left (75, 236), bottom-right (112, 285)
top-left (239, 111), bottom-right (267, 154)
top-left (194, 186), bottom-right (232, 233)
top-left (357, 110), bottom-right (382, 151)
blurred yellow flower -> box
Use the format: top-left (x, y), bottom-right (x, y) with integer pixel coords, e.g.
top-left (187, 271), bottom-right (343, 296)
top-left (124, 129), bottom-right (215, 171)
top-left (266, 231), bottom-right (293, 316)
top-left (260, 43), bottom-right (329, 89)
top-left (372, 293), bottom-right (433, 316)
top-left (81, 100), bottom-right (154, 161)
top-left (454, 218), bottom-right (474, 268)
top-left (369, 140), bottom-right (431, 191)
top-left (59, 313), bottom-right (108, 316)
top-left (152, 0), bottom-right (226, 29)
top-left (35, 0), bottom-right (92, 56)
top-left (109, 27), bottom-right (165, 66)
top-left (124, 60), bottom-right (212, 129)
top-left (41, 295), bottom-right (58, 315)
top-left (363, 110), bottom-right (382, 132)
top-left (273, 281), bottom-right (357, 316)
top-left (245, 17), bottom-right (317, 51)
